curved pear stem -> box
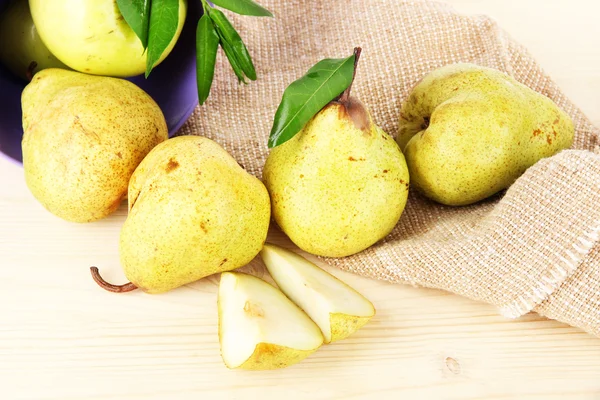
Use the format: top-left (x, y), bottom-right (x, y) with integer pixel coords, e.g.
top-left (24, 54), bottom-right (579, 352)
top-left (25, 61), bottom-right (37, 81)
top-left (90, 267), bottom-right (138, 293)
top-left (338, 47), bottom-right (362, 103)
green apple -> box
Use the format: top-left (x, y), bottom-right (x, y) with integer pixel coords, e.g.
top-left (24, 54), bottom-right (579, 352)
top-left (0, 0), bottom-right (69, 81)
top-left (29, 0), bottom-right (187, 77)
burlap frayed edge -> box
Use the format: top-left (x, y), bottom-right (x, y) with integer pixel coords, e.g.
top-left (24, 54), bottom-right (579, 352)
top-left (501, 219), bottom-right (600, 318)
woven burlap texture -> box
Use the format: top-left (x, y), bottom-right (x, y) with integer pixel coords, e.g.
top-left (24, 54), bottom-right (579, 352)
top-left (179, 0), bottom-right (600, 337)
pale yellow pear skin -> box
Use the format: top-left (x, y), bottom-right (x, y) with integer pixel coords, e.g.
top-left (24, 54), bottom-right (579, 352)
top-left (397, 63), bottom-right (574, 206)
top-left (218, 272), bottom-right (323, 370)
top-left (232, 343), bottom-right (317, 370)
top-left (263, 98), bottom-right (410, 258)
top-left (21, 68), bottom-right (168, 223)
top-left (119, 136), bottom-right (271, 294)
top-left (0, 0), bottom-right (69, 81)
top-left (29, 0), bottom-right (187, 77)
top-left (329, 313), bottom-right (373, 343)
top-left (260, 243), bottom-right (376, 343)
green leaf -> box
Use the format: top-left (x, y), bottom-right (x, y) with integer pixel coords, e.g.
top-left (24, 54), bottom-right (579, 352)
top-left (268, 54), bottom-right (356, 148)
top-left (196, 14), bottom-right (220, 105)
top-left (116, 0), bottom-right (151, 48)
top-left (210, 0), bottom-right (273, 17)
top-left (146, 0), bottom-right (180, 77)
top-left (217, 32), bottom-right (246, 84)
top-left (209, 9), bottom-right (256, 81)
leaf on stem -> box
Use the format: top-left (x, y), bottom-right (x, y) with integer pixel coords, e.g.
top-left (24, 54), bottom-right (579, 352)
top-left (116, 0), bottom-right (151, 48)
top-left (210, 0), bottom-right (273, 17)
top-left (196, 14), bottom-right (220, 105)
top-left (146, 0), bottom-right (180, 77)
top-left (209, 9), bottom-right (256, 81)
top-left (217, 32), bottom-right (247, 84)
top-left (268, 53), bottom-right (356, 148)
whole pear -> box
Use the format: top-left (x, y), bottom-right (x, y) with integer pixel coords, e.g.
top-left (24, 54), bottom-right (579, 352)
top-left (113, 136), bottom-right (271, 294)
top-left (29, 0), bottom-right (187, 77)
top-left (397, 63), bottom-right (574, 206)
top-left (264, 54), bottom-right (409, 258)
top-left (22, 68), bottom-right (168, 222)
top-left (0, 0), bottom-right (69, 81)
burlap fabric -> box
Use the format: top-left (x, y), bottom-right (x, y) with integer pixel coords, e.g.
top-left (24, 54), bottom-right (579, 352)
top-left (179, 1), bottom-right (600, 337)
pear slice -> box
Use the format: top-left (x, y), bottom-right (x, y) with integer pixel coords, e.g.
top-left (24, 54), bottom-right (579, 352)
top-left (260, 244), bottom-right (376, 344)
top-left (218, 272), bottom-right (323, 370)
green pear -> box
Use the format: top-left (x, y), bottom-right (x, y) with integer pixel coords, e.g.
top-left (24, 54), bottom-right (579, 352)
top-left (263, 88), bottom-right (409, 257)
top-left (22, 68), bottom-right (168, 223)
top-left (29, 0), bottom-right (187, 77)
top-left (218, 272), bottom-right (323, 370)
top-left (0, 0), bottom-right (70, 81)
top-left (98, 136), bottom-right (271, 294)
top-left (397, 63), bottom-right (574, 206)
top-left (260, 243), bottom-right (376, 343)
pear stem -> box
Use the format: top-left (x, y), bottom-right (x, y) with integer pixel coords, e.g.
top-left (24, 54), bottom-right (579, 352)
top-left (338, 47), bottom-right (362, 103)
top-left (90, 267), bottom-right (138, 293)
top-left (25, 61), bottom-right (37, 81)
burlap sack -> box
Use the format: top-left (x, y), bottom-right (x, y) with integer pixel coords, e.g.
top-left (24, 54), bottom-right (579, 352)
top-left (180, 0), bottom-right (600, 337)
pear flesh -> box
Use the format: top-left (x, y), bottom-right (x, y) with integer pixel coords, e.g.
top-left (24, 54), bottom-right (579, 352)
top-left (28, 0), bottom-right (187, 77)
top-left (218, 272), bottom-right (324, 370)
top-left (397, 63), bottom-right (575, 206)
top-left (260, 243), bottom-right (375, 343)
top-left (263, 97), bottom-right (410, 258)
top-left (0, 0), bottom-right (69, 81)
top-left (21, 68), bottom-right (168, 223)
top-left (119, 136), bottom-right (271, 294)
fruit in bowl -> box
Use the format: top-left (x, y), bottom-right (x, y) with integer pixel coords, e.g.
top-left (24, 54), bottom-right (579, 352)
top-left (0, 0), bottom-right (200, 164)
top-left (0, 0), bottom-right (69, 81)
top-left (29, 0), bottom-right (187, 77)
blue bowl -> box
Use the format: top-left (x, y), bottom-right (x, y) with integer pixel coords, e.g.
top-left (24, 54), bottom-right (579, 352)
top-left (0, 0), bottom-right (200, 165)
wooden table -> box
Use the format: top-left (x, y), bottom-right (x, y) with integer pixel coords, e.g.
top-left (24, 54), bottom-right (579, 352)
top-left (2, 1), bottom-right (600, 398)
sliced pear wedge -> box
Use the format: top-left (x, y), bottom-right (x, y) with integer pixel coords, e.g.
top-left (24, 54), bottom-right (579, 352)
top-left (260, 243), bottom-right (376, 344)
top-left (218, 272), bottom-right (324, 370)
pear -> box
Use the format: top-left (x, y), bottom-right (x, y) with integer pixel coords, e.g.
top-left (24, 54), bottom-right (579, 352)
top-left (91, 136), bottom-right (271, 294)
top-left (21, 68), bottom-right (168, 223)
top-left (218, 272), bottom-right (324, 370)
top-left (260, 244), bottom-right (375, 343)
top-left (29, 0), bottom-right (187, 77)
top-left (0, 0), bottom-right (70, 81)
top-left (263, 52), bottom-right (410, 258)
top-left (397, 63), bottom-right (574, 206)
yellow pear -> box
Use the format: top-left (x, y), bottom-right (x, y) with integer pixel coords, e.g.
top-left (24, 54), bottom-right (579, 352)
top-left (263, 96), bottom-right (409, 257)
top-left (260, 243), bottom-right (375, 343)
top-left (218, 272), bottom-right (324, 370)
top-left (91, 136), bottom-right (271, 294)
top-left (22, 68), bottom-right (168, 223)
top-left (397, 63), bottom-right (574, 206)
top-left (29, 0), bottom-right (187, 77)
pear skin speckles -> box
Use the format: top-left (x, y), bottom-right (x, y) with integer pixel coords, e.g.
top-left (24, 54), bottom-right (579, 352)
top-left (397, 63), bottom-right (574, 206)
top-left (264, 99), bottom-right (410, 257)
top-left (21, 68), bottom-right (169, 222)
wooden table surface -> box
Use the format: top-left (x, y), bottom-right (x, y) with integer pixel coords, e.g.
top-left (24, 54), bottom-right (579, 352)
top-left (2, 1), bottom-right (600, 399)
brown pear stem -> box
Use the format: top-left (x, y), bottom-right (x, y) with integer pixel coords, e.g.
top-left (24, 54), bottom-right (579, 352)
top-left (338, 47), bottom-right (362, 103)
top-left (25, 61), bottom-right (38, 81)
top-left (90, 267), bottom-right (138, 293)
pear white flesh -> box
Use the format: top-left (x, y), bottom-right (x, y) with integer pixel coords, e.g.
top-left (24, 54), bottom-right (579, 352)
top-left (218, 272), bottom-right (323, 370)
top-left (260, 244), bottom-right (376, 343)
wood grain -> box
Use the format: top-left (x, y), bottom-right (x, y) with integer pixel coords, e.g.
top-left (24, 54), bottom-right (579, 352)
top-left (2, 1), bottom-right (600, 399)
